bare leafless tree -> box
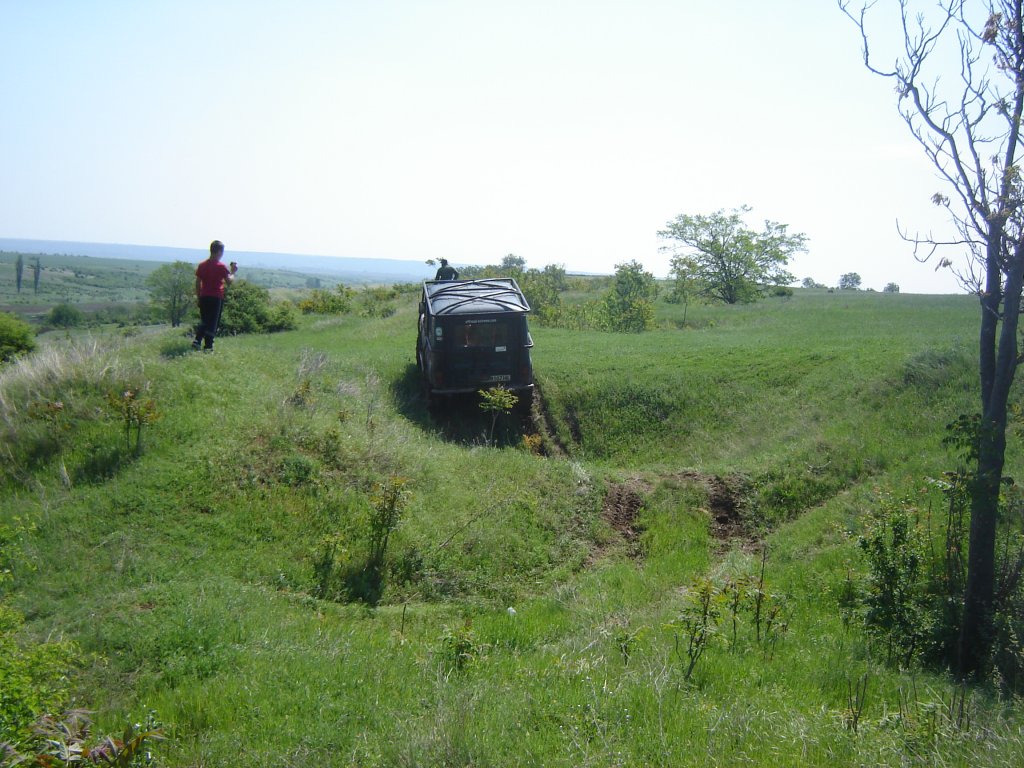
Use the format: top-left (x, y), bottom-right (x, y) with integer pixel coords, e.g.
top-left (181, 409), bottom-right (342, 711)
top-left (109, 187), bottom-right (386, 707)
top-left (839, 0), bottom-right (1024, 677)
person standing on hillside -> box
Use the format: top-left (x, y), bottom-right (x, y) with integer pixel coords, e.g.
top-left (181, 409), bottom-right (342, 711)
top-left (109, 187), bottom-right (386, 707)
top-left (434, 258), bottom-right (459, 280)
top-left (193, 240), bottom-right (237, 351)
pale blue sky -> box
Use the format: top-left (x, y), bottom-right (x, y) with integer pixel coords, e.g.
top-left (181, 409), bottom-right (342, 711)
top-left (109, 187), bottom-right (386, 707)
top-left (1, 1), bottom-right (969, 292)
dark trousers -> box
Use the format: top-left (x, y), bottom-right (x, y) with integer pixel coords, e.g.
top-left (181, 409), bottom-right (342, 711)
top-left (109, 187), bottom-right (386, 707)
top-left (194, 296), bottom-right (224, 349)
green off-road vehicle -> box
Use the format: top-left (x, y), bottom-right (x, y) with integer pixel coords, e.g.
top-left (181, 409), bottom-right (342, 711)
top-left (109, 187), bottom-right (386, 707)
top-left (416, 278), bottom-right (535, 407)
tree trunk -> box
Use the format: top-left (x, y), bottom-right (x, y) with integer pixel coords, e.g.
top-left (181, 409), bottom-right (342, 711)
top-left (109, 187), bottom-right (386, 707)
top-left (960, 429), bottom-right (1002, 675)
top-left (960, 240), bottom-right (1024, 676)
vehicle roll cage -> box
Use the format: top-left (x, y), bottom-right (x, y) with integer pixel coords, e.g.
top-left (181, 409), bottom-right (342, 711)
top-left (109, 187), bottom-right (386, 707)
top-left (423, 279), bottom-right (531, 316)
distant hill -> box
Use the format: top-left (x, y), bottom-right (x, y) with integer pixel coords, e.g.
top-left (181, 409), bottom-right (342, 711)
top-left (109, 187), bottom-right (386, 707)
top-left (0, 238), bottom-right (436, 284)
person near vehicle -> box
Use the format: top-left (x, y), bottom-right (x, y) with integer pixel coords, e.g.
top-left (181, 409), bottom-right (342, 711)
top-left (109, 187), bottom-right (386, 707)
top-left (434, 258), bottom-right (459, 280)
top-left (193, 240), bottom-right (237, 351)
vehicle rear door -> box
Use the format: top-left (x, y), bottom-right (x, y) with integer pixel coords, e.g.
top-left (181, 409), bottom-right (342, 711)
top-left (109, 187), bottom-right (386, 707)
top-left (446, 314), bottom-right (517, 388)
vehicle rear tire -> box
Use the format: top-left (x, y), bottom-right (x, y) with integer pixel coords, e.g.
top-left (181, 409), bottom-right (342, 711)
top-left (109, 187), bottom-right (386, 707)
top-left (516, 387), bottom-right (534, 414)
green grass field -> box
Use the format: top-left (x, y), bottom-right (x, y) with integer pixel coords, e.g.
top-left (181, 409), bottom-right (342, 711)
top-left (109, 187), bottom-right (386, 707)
top-left (2, 287), bottom-right (1022, 766)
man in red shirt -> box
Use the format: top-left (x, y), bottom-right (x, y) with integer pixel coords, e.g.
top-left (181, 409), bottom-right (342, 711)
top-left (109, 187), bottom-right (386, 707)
top-left (192, 240), bottom-right (238, 351)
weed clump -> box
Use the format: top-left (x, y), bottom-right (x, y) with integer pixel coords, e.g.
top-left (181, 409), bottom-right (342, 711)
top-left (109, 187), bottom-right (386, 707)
top-left (666, 549), bottom-right (788, 681)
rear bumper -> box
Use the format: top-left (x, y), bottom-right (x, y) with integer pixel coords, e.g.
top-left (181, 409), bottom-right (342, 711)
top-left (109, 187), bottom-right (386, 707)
top-left (428, 383), bottom-right (534, 396)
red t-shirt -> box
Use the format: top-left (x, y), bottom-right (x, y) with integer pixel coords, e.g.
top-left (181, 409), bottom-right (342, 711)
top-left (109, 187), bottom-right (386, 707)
top-left (196, 259), bottom-right (231, 299)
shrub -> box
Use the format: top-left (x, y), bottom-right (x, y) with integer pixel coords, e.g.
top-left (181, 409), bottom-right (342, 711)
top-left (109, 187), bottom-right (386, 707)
top-left (540, 300), bottom-right (603, 331)
top-left (357, 287), bottom-right (398, 318)
top-left (0, 520), bottom-right (80, 748)
top-left (438, 621), bottom-right (481, 677)
top-left (265, 301), bottom-right (299, 332)
top-left (598, 261), bottom-right (657, 333)
top-left (0, 605), bottom-right (79, 747)
top-left (857, 497), bottom-right (933, 666)
top-left (849, 477), bottom-right (1024, 689)
top-left (0, 312), bottom-right (35, 363)
top-left (220, 280), bottom-right (270, 334)
top-left (47, 304), bottom-right (83, 329)
top-left (298, 285), bottom-right (354, 315)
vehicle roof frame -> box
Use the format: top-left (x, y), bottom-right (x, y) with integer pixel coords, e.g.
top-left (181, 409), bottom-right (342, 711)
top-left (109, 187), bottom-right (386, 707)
top-left (422, 278), bottom-right (531, 316)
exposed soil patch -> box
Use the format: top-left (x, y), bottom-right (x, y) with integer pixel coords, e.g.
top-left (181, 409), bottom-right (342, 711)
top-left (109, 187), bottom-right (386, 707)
top-left (602, 480), bottom-right (647, 545)
top-left (672, 470), bottom-right (754, 546)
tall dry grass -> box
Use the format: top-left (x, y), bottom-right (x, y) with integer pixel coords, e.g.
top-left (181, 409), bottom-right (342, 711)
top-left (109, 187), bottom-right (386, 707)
top-left (0, 335), bottom-right (130, 428)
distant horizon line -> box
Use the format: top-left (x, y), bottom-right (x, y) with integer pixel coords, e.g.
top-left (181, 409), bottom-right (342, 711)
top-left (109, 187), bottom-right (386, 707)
top-left (0, 236), bottom-right (426, 263)
top-left (0, 237), bottom-right (610, 276)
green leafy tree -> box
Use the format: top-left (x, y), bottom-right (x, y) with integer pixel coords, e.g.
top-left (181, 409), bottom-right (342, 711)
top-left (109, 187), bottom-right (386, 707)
top-left (541, 263), bottom-right (568, 291)
top-left (659, 206), bottom-right (806, 304)
top-left (145, 260), bottom-right (195, 327)
top-left (883, 282), bottom-right (900, 294)
top-left (518, 268), bottom-right (563, 323)
top-left (500, 254), bottom-right (526, 272)
top-left (599, 260), bottom-right (657, 332)
top-left (32, 258), bottom-right (41, 294)
top-left (665, 255), bottom-right (701, 325)
top-left (15, 254), bottom-right (23, 294)
top-left (840, 0), bottom-right (1024, 676)
top-left (0, 312), bottom-right (36, 362)
top-left (839, 272), bottom-right (862, 290)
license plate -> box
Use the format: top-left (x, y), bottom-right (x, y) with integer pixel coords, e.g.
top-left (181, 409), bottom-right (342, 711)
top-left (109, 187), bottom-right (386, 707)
top-left (485, 375), bottom-right (511, 382)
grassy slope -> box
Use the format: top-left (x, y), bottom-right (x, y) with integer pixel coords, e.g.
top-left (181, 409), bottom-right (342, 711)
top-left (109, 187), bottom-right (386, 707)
top-left (3, 289), bottom-right (1022, 767)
